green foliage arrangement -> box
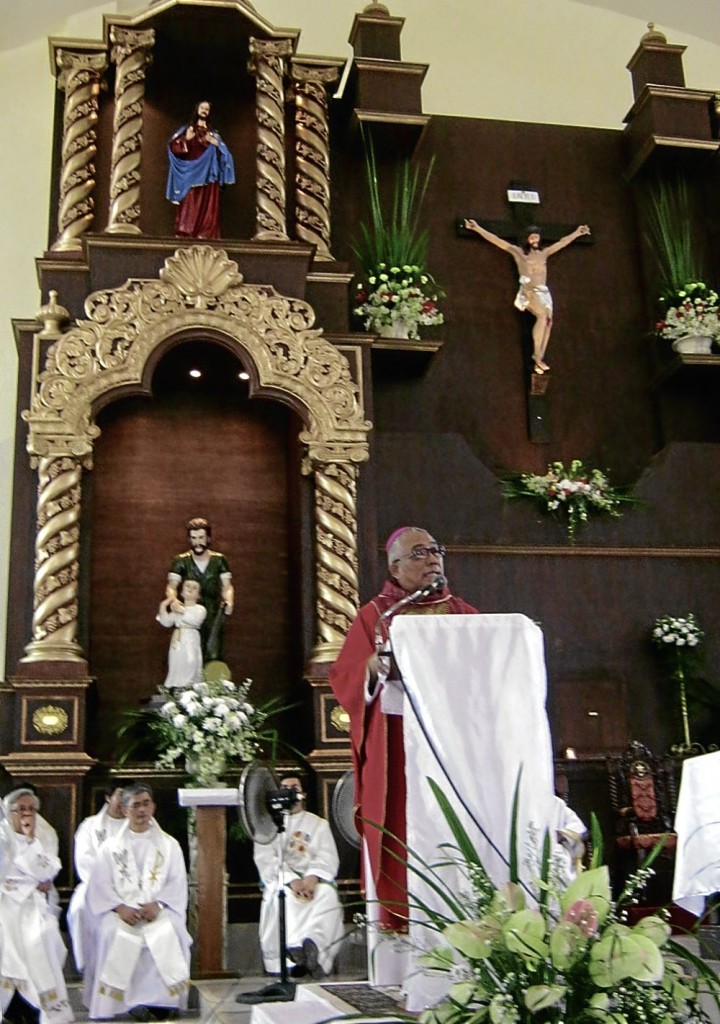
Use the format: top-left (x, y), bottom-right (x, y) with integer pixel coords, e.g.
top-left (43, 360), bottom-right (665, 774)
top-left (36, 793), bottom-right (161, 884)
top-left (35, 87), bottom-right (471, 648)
top-left (412, 779), bottom-right (720, 1024)
top-left (637, 175), bottom-right (708, 305)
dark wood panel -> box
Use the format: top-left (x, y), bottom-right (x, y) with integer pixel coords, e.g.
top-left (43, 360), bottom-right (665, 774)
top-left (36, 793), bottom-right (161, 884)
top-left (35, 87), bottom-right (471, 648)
top-left (86, 341), bottom-right (304, 760)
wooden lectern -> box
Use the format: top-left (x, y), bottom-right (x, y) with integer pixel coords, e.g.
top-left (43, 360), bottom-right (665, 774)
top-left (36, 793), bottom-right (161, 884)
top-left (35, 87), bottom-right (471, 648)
top-left (178, 786), bottom-right (238, 977)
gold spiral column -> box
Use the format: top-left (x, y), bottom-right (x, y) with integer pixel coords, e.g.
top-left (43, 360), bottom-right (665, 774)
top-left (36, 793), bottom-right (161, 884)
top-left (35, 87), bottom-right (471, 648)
top-left (51, 50), bottom-right (108, 253)
top-left (290, 60), bottom-right (341, 262)
top-left (310, 461), bottom-right (360, 662)
top-left (22, 456), bottom-right (85, 664)
top-left (249, 37), bottom-right (294, 242)
top-left (106, 27), bottom-right (155, 235)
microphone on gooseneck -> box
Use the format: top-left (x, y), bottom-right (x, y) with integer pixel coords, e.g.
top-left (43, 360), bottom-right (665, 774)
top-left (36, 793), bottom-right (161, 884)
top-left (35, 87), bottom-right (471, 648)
top-left (375, 574), bottom-right (448, 647)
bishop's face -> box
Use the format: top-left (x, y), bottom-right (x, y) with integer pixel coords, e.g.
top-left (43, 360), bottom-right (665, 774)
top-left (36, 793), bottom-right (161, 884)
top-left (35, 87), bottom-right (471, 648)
top-left (389, 529), bottom-right (445, 593)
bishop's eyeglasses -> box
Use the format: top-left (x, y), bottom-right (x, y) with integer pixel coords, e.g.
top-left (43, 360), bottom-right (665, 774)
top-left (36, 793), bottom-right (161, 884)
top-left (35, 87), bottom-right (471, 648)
top-left (394, 544), bottom-right (446, 562)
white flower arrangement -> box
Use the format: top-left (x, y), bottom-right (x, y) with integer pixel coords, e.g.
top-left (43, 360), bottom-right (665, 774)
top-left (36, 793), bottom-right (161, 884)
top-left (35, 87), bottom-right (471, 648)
top-left (354, 262), bottom-right (444, 339)
top-left (656, 282), bottom-right (720, 344)
top-left (652, 614), bottom-right (705, 754)
top-left (153, 677), bottom-right (268, 786)
top-left (652, 614), bottom-right (704, 649)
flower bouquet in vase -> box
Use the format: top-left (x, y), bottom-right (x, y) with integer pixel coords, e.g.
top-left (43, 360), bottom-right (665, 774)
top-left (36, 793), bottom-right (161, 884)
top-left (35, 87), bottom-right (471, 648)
top-left (655, 283), bottom-right (720, 354)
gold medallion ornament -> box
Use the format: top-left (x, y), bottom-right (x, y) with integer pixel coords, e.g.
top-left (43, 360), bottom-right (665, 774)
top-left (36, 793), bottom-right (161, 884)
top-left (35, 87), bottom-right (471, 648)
top-left (32, 705), bottom-right (69, 736)
top-left (330, 704), bottom-right (351, 734)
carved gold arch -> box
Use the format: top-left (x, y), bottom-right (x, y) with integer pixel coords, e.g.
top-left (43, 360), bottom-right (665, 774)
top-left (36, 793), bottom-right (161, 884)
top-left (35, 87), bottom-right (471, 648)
top-left (21, 245), bottom-right (370, 666)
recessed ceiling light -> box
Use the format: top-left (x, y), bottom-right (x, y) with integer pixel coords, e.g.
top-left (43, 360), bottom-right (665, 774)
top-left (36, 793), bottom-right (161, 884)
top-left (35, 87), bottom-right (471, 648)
top-left (238, 371), bottom-right (250, 380)
top-left (189, 368), bottom-right (202, 378)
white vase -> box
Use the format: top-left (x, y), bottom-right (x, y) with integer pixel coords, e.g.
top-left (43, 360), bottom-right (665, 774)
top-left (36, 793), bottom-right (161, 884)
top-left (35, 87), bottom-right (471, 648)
top-left (671, 334), bottom-right (713, 354)
top-left (377, 320), bottom-right (412, 339)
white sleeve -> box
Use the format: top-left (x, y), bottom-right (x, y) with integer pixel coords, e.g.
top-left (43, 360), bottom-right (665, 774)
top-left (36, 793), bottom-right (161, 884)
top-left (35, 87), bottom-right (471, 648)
top-left (74, 816), bottom-right (99, 882)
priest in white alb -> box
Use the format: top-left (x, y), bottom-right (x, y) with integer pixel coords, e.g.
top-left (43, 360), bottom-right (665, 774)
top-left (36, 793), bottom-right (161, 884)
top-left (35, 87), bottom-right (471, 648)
top-left (0, 787), bottom-right (73, 1024)
top-left (83, 783), bottom-right (191, 1020)
top-left (67, 782), bottom-right (127, 974)
top-left (254, 775), bottom-right (345, 979)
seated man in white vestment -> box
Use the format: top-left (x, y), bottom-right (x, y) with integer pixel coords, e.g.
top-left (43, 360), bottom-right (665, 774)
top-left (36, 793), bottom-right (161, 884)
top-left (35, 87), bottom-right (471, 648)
top-left (553, 797), bottom-right (588, 881)
top-left (84, 783), bottom-right (191, 1020)
top-left (0, 787), bottom-right (73, 1024)
top-left (254, 776), bottom-right (345, 980)
top-left (67, 782), bottom-right (127, 973)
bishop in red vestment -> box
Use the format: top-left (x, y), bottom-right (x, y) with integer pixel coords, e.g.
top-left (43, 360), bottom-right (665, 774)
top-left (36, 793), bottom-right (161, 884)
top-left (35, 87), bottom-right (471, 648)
top-left (329, 527), bottom-right (477, 929)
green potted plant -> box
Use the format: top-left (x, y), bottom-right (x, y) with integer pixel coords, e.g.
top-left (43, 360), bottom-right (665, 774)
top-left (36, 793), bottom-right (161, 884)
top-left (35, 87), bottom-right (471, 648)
top-left (352, 136), bottom-right (444, 339)
top-left (639, 175), bottom-right (719, 354)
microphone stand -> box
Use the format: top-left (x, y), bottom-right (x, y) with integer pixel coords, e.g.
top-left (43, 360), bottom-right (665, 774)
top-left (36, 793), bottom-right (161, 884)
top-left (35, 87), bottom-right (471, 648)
top-left (235, 811), bottom-right (296, 1004)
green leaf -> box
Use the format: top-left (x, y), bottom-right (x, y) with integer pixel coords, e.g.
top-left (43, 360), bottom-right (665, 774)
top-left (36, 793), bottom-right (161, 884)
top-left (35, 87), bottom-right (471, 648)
top-left (501, 909), bottom-right (548, 964)
top-left (427, 778), bottom-right (483, 868)
top-left (589, 930), bottom-right (663, 987)
top-left (443, 920), bottom-right (494, 960)
top-left (549, 920), bottom-right (587, 969)
top-left (590, 811), bottom-right (604, 868)
top-left (632, 914), bottom-right (671, 947)
top-left (419, 945), bottom-right (455, 972)
top-left (509, 769), bottom-right (522, 883)
top-left (523, 985), bottom-right (566, 1012)
top-left (626, 933), bottom-right (664, 982)
top-left (448, 981), bottom-right (477, 1006)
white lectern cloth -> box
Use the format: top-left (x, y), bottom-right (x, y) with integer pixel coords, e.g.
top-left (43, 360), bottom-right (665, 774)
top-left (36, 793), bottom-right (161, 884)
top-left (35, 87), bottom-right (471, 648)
top-left (672, 750), bottom-right (720, 917)
top-left (391, 613), bottom-right (557, 1011)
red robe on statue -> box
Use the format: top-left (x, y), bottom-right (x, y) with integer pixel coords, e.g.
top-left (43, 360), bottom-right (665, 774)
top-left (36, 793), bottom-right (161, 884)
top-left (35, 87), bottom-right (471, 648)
top-left (329, 579), bottom-right (478, 928)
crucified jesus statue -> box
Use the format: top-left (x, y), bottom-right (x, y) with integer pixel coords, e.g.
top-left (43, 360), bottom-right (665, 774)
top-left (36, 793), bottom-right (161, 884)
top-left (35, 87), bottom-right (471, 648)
top-left (464, 219), bottom-right (590, 374)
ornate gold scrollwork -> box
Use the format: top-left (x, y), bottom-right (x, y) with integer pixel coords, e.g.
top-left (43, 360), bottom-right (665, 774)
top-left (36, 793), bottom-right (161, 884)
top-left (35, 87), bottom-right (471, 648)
top-left (23, 246), bottom-right (370, 663)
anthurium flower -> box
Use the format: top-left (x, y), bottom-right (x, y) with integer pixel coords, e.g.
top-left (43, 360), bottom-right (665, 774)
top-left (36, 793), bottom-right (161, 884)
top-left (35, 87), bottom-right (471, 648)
top-left (562, 898), bottom-right (599, 936)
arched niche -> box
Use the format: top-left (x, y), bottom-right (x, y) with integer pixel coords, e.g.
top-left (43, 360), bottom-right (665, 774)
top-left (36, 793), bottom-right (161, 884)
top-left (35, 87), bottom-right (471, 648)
top-left (21, 245), bottom-right (370, 677)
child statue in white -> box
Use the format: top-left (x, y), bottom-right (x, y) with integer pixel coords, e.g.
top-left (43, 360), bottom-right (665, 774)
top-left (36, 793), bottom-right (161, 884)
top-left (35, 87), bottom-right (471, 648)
top-left (157, 579), bottom-right (207, 689)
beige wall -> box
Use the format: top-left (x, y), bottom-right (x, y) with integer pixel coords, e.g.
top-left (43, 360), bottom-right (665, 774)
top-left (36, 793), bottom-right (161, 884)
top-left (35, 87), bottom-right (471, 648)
top-left (0, 0), bottom-right (718, 669)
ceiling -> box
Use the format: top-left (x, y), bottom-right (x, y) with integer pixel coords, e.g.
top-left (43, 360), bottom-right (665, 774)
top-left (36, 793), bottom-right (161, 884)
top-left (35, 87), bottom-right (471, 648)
top-left (2, 0), bottom-right (718, 53)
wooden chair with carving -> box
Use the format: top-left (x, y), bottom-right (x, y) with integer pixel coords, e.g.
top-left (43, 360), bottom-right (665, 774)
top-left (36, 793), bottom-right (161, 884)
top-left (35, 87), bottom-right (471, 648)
top-left (607, 740), bottom-right (677, 900)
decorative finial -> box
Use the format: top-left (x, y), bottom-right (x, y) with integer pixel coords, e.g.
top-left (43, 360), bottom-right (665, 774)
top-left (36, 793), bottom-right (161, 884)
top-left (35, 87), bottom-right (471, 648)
top-left (362, 2), bottom-right (390, 15)
top-left (37, 290), bottom-right (70, 339)
top-left (641, 22), bottom-right (667, 45)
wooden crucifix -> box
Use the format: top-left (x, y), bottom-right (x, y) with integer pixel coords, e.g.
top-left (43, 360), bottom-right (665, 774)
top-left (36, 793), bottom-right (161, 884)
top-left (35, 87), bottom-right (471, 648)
top-left (457, 183), bottom-right (592, 443)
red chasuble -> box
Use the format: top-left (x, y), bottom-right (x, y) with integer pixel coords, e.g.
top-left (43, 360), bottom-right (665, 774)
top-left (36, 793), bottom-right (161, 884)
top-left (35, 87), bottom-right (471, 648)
top-left (329, 579), bottom-right (477, 928)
